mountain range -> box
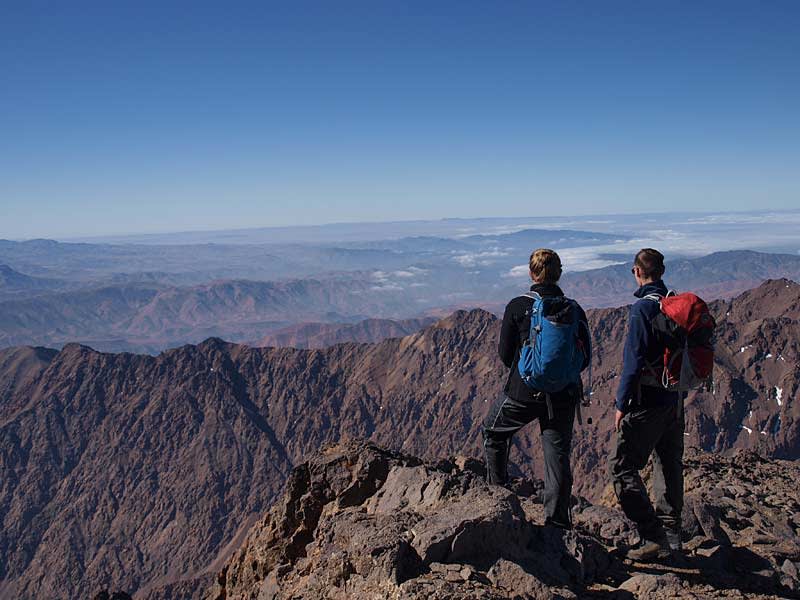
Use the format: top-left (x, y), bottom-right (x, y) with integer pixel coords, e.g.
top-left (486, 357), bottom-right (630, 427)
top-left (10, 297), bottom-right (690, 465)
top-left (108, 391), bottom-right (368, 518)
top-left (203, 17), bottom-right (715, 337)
top-left (1, 278), bottom-right (798, 597)
top-left (3, 249), bottom-right (800, 353)
top-left (0, 229), bottom-right (622, 283)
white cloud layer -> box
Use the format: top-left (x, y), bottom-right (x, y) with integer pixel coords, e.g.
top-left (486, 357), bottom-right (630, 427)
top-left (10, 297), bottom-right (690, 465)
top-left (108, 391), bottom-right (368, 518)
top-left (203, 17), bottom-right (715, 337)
top-left (452, 248), bottom-right (510, 267)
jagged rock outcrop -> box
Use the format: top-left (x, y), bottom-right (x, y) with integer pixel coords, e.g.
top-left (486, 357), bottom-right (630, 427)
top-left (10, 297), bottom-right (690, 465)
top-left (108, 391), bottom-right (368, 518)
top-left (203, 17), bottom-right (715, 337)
top-left (679, 448), bottom-right (800, 581)
top-left (209, 441), bottom-right (800, 599)
top-left (0, 279), bottom-right (798, 597)
top-left (207, 442), bottom-right (610, 600)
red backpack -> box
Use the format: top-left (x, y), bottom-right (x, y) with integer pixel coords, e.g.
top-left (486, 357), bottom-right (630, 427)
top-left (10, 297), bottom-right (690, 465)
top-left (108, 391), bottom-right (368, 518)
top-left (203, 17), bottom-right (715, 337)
top-left (641, 291), bottom-right (716, 391)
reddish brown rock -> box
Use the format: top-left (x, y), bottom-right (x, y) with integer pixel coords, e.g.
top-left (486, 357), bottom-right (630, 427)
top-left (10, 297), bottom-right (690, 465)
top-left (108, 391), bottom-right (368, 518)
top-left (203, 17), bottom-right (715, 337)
top-left (209, 441), bottom-right (800, 599)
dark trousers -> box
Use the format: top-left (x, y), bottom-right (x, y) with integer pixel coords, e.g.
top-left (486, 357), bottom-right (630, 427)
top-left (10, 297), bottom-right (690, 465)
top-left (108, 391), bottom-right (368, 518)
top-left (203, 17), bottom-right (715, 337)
top-left (609, 401), bottom-right (684, 541)
top-left (482, 394), bottom-right (575, 526)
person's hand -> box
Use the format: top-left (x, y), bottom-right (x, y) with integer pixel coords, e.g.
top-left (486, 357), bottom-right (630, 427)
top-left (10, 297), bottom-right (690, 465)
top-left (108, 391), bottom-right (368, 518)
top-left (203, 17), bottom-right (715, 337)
top-left (614, 409), bottom-right (625, 432)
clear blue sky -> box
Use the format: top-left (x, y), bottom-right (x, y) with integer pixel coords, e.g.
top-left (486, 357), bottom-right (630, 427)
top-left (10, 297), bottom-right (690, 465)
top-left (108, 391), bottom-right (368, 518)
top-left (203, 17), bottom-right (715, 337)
top-left (1, 1), bottom-right (798, 239)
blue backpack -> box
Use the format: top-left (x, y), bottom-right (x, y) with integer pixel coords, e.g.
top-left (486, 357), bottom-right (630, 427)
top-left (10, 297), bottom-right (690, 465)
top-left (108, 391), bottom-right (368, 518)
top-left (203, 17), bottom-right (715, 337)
top-left (517, 292), bottom-right (588, 394)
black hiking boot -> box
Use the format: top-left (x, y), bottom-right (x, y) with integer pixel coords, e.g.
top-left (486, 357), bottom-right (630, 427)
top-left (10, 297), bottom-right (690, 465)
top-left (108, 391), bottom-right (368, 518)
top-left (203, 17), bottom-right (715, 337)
top-left (661, 528), bottom-right (690, 566)
top-left (665, 528), bottom-right (682, 552)
top-left (544, 517), bottom-right (572, 530)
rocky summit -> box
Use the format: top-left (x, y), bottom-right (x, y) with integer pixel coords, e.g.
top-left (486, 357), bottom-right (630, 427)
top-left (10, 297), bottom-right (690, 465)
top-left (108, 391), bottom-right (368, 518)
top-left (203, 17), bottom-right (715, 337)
top-left (208, 440), bottom-right (800, 599)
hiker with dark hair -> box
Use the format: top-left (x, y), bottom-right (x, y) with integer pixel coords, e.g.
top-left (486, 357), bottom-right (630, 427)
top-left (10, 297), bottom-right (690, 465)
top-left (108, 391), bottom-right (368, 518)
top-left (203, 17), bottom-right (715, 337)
top-left (609, 248), bottom-right (686, 561)
top-left (483, 249), bottom-right (591, 529)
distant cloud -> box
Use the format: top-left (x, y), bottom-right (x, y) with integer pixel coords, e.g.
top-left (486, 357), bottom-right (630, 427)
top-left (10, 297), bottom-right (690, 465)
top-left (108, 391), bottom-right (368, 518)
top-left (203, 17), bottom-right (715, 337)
top-left (393, 266), bottom-right (428, 278)
top-left (370, 283), bottom-right (404, 292)
top-left (506, 265), bottom-right (529, 278)
top-left (454, 224), bottom-right (537, 238)
top-left (504, 245), bottom-right (628, 278)
top-left (681, 212), bottom-right (800, 226)
top-left (452, 248), bottom-right (510, 267)
top-left (367, 266), bottom-right (431, 291)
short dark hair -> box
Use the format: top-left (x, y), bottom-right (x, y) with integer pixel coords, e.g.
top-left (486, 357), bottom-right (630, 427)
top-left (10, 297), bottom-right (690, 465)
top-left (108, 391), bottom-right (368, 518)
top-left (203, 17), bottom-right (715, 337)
top-left (634, 248), bottom-right (665, 279)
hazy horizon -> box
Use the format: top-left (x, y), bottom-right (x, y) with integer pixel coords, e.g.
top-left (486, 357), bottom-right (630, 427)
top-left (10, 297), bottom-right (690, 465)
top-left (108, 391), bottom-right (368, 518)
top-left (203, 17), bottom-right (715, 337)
top-left (0, 207), bottom-right (797, 245)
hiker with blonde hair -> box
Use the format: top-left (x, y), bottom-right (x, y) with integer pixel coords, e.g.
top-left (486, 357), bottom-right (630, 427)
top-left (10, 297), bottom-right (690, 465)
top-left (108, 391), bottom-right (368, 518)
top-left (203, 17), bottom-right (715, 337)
top-left (483, 249), bottom-right (591, 529)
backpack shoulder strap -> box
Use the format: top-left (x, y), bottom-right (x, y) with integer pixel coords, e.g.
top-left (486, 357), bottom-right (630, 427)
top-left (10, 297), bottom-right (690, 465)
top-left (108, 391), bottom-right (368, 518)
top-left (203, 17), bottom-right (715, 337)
top-left (525, 292), bottom-right (544, 346)
top-left (515, 291), bottom-right (540, 315)
top-left (516, 290), bottom-right (540, 301)
top-left (642, 293), bottom-right (663, 303)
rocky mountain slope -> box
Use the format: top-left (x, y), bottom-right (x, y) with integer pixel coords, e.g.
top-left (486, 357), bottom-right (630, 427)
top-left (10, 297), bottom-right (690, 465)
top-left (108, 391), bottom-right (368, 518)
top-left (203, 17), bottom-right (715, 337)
top-left (208, 441), bottom-right (800, 599)
top-left (0, 279), bottom-right (798, 597)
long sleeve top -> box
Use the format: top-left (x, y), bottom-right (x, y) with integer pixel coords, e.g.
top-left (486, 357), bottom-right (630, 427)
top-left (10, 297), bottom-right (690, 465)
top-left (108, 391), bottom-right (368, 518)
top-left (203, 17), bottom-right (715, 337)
top-left (615, 280), bottom-right (680, 413)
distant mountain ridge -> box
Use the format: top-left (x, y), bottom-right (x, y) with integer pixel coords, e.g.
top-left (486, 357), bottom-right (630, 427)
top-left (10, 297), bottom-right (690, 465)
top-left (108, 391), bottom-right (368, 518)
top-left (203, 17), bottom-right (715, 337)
top-left (0, 277), bottom-right (410, 352)
top-left (2, 249), bottom-right (800, 353)
top-left (252, 317), bottom-right (438, 349)
top-left (0, 264), bottom-right (63, 298)
top-left (0, 228), bottom-right (622, 281)
top-left (0, 279), bottom-right (798, 597)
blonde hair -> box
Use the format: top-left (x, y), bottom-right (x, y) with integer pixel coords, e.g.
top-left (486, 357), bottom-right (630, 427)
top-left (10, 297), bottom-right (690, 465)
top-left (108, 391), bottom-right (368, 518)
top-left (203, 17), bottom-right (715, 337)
top-left (529, 248), bottom-right (562, 284)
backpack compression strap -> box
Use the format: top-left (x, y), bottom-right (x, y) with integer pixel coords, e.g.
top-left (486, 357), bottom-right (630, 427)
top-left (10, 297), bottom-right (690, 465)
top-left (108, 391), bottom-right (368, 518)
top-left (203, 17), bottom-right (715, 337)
top-left (640, 290), bottom-right (678, 388)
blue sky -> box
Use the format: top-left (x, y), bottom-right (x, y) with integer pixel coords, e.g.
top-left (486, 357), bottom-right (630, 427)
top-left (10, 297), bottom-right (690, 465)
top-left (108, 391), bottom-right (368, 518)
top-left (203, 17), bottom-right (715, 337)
top-left (1, 1), bottom-right (799, 239)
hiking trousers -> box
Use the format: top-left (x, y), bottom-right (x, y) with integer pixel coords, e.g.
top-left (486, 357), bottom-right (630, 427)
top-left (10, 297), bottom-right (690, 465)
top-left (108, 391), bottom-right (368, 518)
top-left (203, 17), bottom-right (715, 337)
top-left (482, 394), bottom-right (575, 527)
top-left (609, 400), bottom-right (684, 541)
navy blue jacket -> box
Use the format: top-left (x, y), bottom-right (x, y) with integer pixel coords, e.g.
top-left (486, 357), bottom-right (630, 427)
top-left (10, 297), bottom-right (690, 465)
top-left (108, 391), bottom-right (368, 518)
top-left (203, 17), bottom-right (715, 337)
top-left (615, 280), bottom-right (679, 413)
top-left (499, 283), bottom-right (591, 403)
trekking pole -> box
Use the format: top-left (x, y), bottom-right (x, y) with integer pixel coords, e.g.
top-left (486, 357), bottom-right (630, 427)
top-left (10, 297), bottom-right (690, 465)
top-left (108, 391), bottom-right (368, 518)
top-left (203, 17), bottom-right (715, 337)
top-left (584, 325), bottom-right (594, 425)
top-left (583, 355), bottom-right (593, 425)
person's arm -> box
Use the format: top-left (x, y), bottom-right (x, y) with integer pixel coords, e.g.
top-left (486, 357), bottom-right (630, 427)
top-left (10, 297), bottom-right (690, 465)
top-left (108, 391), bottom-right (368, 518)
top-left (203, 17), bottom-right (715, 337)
top-left (615, 302), bottom-right (651, 413)
top-left (498, 300), bottom-right (518, 368)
